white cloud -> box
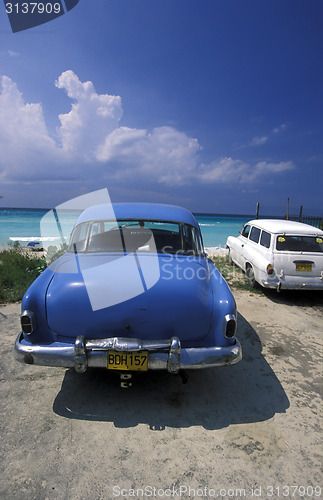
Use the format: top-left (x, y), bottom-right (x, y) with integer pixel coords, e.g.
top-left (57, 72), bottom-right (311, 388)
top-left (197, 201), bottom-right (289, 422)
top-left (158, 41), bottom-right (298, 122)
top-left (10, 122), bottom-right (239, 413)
top-left (252, 160), bottom-right (294, 175)
top-left (8, 50), bottom-right (19, 57)
top-left (0, 71), bottom-right (295, 188)
top-left (96, 126), bottom-right (148, 162)
top-left (97, 125), bottom-right (200, 183)
top-left (248, 124), bottom-right (287, 148)
top-left (197, 158), bottom-right (248, 183)
top-left (273, 123), bottom-right (287, 134)
top-left (197, 158), bottom-right (294, 184)
top-left (0, 75), bottom-right (58, 178)
top-left (250, 136), bottom-right (268, 146)
top-left (55, 70), bottom-right (123, 159)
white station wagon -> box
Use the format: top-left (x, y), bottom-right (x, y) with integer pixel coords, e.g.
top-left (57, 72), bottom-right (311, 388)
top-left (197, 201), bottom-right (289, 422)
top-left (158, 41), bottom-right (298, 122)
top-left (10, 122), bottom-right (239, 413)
top-left (226, 219), bottom-right (323, 291)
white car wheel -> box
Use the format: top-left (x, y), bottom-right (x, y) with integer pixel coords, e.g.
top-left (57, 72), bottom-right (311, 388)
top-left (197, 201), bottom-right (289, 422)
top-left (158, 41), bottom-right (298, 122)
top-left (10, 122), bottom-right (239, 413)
top-left (246, 265), bottom-right (256, 288)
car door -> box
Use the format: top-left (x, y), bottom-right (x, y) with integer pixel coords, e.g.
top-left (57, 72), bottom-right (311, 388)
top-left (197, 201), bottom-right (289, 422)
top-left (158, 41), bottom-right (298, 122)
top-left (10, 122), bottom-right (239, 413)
top-left (234, 224), bottom-right (251, 268)
top-left (242, 226), bottom-right (263, 277)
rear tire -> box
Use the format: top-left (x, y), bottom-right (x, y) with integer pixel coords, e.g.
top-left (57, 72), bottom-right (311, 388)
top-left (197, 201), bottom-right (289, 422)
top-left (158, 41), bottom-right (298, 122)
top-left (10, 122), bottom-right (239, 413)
top-left (246, 265), bottom-right (256, 288)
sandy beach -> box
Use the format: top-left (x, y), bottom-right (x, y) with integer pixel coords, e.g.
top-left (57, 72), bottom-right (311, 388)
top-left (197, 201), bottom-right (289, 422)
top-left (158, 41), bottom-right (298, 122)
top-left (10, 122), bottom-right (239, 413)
top-left (204, 246), bottom-right (228, 256)
top-left (1, 287), bottom-right (322, 499)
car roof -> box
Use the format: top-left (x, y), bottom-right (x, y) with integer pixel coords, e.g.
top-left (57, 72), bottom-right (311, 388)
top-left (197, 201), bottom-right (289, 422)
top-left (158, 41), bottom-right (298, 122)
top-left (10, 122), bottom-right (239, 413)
top-left (75, 202), bottom-right (200, 229)
top-left (245, 219), bottom-right (323, 235)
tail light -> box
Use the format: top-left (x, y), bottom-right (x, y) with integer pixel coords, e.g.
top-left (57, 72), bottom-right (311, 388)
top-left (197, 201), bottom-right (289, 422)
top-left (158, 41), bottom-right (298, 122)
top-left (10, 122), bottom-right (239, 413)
top-left (267, 264), bottom-right (274, 275)
top-left (21, 310), bottom-right (37, 335)
top-left (224, 314), bottom-right (237, 338)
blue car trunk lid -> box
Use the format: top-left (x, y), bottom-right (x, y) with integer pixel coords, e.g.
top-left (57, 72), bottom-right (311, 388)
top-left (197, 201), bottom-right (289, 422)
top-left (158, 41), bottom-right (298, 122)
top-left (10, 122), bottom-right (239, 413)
top-left (46, 253), bottom-right (213, 342)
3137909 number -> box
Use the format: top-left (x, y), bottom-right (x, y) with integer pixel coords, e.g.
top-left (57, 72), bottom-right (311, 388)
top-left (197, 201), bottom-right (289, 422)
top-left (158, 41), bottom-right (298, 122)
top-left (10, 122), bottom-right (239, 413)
top-left (5, 3), bottom-right (62, 14)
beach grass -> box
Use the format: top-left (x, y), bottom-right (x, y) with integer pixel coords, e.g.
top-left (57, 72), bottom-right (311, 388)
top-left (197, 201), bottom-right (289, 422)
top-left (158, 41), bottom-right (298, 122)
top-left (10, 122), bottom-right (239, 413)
top-left (0, 247), bottom-right (256, 303)
top-left (0, 247), bottom-right (46, 303)
top-left (211, 254), bottom-right (259, 292)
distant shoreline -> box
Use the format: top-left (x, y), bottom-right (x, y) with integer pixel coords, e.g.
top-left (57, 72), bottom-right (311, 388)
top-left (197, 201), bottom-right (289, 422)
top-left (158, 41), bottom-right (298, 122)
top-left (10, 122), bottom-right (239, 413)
top-left (2, 206), bottom-right (322, 219)
top-left (0, 205), bottom-right (282, 218)
top-left (1, 208), bottom-right (321, 249)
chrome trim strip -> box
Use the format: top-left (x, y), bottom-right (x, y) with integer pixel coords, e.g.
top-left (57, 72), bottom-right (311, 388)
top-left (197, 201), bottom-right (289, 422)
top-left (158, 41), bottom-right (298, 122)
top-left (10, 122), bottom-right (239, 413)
top-left (86, 337), bottom-right (173, 351)
top-left (15, 333), bottom-right (241, 371)
top-left (262, 280), bottom-right (323, 290)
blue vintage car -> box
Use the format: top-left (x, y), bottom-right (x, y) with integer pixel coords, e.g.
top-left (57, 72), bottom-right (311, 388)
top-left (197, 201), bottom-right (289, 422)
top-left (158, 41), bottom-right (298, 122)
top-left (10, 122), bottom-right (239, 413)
top-left (15, 203), bottom-right (241, 382)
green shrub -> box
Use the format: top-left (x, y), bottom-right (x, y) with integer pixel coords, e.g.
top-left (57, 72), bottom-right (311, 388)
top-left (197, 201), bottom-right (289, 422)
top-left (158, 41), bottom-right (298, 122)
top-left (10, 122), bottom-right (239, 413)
top-left (0, 249), bottom-right (47, 303)
top-left (210, 254), bottom-right (260, 292)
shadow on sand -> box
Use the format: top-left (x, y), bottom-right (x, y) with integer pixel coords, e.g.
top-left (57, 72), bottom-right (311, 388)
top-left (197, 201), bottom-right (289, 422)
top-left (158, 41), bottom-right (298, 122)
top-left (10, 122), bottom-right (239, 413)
top-left (262, 288), bottom-right (323, 309)
top-left (53, 313), bottom-right (289, 430)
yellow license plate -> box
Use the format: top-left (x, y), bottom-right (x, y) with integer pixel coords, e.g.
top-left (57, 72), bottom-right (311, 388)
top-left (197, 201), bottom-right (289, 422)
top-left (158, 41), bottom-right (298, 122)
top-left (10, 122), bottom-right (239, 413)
top-left (107, 351), bottom-right (148, 371)
top-left (296, 263), bottom-right (312, 272)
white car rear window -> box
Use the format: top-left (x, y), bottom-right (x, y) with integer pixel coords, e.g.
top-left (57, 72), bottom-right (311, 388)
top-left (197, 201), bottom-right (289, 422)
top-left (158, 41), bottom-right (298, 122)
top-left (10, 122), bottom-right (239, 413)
top-left (276, 235), bottom-right (323, 252)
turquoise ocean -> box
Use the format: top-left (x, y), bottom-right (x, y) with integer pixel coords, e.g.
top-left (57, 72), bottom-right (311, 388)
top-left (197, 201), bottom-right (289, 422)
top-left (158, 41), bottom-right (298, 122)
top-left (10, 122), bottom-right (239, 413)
top-left (0, 207), bottom-right (254, 249)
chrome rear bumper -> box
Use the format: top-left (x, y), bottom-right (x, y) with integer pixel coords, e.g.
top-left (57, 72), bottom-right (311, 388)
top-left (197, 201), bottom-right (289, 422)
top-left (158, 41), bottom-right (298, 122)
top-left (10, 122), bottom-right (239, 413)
top-left (262, 279), bottom-right (323, 291)
top-left (15, 333), bottom-right (242, 373)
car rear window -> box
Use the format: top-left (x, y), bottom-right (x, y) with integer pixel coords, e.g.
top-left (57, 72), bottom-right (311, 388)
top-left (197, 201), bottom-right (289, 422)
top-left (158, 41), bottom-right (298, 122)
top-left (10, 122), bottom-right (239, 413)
top-left (276, 235), bottom-right (323, 252)
top-left (260, 230), bottom-right (271, 248)
top-left (68, 220), bottom-right (204, 256)
top-left (249, 226), bottom-right (261, 243)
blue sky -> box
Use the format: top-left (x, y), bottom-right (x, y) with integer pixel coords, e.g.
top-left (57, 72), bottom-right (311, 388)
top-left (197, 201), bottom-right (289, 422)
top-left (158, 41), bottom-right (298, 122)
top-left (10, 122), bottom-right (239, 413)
top-left (0, 0), bottom-right (322, 215)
